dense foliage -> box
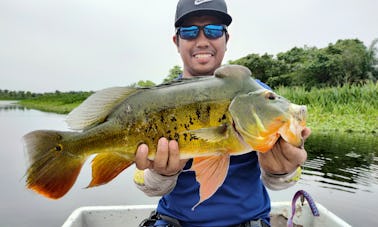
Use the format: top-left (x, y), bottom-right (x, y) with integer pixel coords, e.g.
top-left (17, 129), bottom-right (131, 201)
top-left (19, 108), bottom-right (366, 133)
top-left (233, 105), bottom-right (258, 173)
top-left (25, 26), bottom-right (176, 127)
top-left (229, 38), bottom-right (378, 88)
top-left (276, 81), bottom-right (377, 133)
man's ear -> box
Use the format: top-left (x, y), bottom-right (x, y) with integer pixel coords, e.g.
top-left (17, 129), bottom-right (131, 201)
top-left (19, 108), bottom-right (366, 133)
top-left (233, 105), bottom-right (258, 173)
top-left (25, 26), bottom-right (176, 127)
top-left (225, 33), bottom-right (230, 51)
top-left (173, 35), bottom-right (179, 49)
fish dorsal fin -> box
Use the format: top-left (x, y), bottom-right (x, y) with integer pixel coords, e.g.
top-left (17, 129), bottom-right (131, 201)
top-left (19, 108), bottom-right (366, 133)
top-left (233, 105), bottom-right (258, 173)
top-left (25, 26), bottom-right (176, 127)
top-left (66, 87), bottom-right (138, 130)
top-left (214, 65), bottom-right (252, 80)
top-left (190, 154), bottom-right (230, 210)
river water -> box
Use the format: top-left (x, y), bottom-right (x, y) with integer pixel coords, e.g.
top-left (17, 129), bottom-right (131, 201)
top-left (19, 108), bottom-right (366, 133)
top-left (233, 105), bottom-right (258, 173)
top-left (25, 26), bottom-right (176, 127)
top-left (0, 101), bottom-right (377, 226)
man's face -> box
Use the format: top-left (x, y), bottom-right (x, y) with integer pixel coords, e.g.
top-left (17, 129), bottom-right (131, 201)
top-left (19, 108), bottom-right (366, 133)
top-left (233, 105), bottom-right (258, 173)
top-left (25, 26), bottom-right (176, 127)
top-left (173, 15), bottom-right (229, 78)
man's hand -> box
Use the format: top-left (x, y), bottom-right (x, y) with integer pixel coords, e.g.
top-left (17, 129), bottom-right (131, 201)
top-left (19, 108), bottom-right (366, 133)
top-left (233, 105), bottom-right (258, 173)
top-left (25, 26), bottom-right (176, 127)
top-left (258, 127), bottom-right (311, 174)
top-left (135, 137), bottom-right (188, 176)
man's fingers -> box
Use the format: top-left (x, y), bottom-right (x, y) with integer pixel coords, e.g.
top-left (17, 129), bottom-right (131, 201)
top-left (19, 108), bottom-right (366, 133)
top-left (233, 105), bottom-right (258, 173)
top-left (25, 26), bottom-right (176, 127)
top-left (135, 144), bottom-right (151, 170)
top-left (166, 140), bottom-right (182, 172)
top-left (302, 127), bottom-right (312, 141)
top-left (280, 139), bottom-right (307, 166)
top-left (154, 138), bottom-right (170, 172)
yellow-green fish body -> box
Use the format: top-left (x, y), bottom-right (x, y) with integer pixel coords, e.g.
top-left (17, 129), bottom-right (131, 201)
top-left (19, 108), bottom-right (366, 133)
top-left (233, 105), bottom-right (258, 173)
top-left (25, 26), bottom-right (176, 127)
top-left (24, 65), bottom-right (306, 207)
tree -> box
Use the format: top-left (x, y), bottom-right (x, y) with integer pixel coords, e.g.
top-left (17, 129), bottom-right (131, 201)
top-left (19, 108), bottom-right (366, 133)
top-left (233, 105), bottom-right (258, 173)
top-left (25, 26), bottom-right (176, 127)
top-left (229, 53), bottom-right (286, 82)
top-left (163, 65), bottom-right (183, 83)
top-left (136, 80), bottom-right (156, 88)
top-left (367, 38), bottom-right (378, 81)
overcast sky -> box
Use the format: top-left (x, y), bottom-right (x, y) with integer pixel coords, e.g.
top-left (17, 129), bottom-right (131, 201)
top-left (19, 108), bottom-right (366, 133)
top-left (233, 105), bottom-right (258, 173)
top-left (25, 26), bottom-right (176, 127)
top-left (1, 0), bottom-right (377, 92)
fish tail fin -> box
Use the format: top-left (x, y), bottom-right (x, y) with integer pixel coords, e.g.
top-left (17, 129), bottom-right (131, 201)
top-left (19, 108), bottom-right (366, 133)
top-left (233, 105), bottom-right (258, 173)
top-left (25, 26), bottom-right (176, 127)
top-left (23, 130), bottom-right (85, 199)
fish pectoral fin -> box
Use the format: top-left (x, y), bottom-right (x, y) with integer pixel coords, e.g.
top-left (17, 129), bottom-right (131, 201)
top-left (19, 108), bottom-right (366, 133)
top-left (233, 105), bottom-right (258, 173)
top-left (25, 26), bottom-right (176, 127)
top-left (87, 153), bottom-right (134, 188)
top-left (187, 124), bottom-right (228, 142)
top-left (190, 153), bottom-right (230, 210)
top-left (66, 87), bottom-right (138, 130)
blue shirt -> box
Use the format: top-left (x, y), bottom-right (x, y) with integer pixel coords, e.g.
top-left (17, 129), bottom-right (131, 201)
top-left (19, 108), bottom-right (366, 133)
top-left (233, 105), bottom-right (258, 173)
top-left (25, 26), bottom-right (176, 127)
top-left (156, 76), bottom-right (272, 227)
top-left (157, 152), bottom-right (271, 227)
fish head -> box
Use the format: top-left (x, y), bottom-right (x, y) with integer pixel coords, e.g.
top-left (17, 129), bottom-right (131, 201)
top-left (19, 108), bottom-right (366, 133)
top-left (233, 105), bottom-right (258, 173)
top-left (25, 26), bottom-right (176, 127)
top-left (229, 89), bottom-right (307, 152)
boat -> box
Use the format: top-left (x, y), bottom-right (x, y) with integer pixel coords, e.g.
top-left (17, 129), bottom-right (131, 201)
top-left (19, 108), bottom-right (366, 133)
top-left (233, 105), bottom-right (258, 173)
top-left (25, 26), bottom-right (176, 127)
top-left (62, 201), bottom-right (351, 227)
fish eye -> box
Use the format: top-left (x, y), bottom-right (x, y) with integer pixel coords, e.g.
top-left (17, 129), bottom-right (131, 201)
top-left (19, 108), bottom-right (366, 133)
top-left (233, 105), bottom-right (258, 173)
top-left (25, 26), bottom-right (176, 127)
top-left (265, 92), bottom-right (276, 100)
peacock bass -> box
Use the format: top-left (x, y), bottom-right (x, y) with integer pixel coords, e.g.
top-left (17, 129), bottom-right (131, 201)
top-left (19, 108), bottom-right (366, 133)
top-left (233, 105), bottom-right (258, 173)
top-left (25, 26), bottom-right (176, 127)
top-left (23, 65), bottom-right (307, 209)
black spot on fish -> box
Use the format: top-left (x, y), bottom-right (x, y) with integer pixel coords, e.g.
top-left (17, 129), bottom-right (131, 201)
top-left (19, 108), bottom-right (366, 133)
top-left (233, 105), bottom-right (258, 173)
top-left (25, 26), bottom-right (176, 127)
top-left (167, 130), bottom-right (171, 134)
top-left (218, 114), bottom-right (227, 122)
top-left (206, 105), bottom-right (211, 114)
top-left (189, 116), bottom-right (194, 125)
top-left (189, 134), bottom-right (199, 141)
top-left (171, 116), bottom-right (177, 122)
top-left (174, 133), bottom-right (180, 140)
top-left (183, 133), bottom-right (188, 141)
top-left (55, 145), bottom-right (62, 152)
top-left (196, 109), bottom-right (201, 119)
top-left (160, 115), bottom-right (165, 123)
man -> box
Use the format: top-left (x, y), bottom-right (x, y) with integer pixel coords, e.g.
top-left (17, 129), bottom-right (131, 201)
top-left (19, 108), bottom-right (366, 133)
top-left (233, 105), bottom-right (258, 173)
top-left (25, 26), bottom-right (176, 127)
top-left (134, 0), bottom-right (310, 226)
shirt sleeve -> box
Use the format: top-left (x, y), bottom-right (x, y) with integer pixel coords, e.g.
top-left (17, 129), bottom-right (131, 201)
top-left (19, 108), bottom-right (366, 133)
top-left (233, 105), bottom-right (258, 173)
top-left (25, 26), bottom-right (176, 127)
top-left (261, 166), bottom-right (302, 190)
top-left (133, 169), bottom-right (180, 196)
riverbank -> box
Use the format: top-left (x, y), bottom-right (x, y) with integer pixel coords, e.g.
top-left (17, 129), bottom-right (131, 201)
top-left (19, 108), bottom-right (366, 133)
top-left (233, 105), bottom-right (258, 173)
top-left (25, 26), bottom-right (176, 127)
top-left (12, 82), bottom-right (378, 134)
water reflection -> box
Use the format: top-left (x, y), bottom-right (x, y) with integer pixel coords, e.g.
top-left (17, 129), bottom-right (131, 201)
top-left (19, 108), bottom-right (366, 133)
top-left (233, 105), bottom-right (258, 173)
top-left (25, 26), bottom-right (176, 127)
top-left (304, 131), bottom-right (378, 193)
top-left (0, 101), bottom-right (30, 111)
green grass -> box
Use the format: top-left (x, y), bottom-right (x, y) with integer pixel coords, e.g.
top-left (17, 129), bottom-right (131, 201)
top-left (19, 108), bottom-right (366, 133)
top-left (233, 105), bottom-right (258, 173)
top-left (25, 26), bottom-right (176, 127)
top-left (18, 91), bottom-right (92, 114)
top-left (276, 81), bottom-right (377, 134)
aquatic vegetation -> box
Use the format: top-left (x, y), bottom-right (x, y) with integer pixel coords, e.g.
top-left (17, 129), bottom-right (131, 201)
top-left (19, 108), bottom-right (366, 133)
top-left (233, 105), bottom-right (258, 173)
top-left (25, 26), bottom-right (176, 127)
top-left (276, 82), bottom-right (377, 134)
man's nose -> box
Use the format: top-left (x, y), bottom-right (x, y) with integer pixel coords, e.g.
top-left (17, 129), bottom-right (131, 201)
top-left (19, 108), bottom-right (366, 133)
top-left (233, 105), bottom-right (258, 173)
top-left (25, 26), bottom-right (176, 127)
top-left (195, 30), bottom-right (210, 48)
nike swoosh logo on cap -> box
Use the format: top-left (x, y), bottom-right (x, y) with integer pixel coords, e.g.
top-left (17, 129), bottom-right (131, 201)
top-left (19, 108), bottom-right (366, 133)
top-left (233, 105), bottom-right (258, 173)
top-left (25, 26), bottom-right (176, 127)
top-left (194, 0), bottom-right (213, 5)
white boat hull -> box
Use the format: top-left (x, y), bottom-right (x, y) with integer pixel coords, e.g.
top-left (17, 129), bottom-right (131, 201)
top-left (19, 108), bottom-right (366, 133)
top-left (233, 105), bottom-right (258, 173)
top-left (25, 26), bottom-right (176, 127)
top-left (62, 202), bottom-right (351, 227)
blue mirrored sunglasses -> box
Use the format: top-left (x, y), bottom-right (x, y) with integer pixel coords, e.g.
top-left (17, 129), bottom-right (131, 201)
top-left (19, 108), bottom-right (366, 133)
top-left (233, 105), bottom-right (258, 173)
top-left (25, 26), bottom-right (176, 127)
top-left (176, 24), bottom-right (227, 40)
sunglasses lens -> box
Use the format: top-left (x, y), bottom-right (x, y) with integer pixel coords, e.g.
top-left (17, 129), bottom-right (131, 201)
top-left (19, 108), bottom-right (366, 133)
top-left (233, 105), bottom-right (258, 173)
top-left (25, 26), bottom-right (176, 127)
top-left (178, 25), bottom-right (225, 40)
top-left (179, 26), bottom-right (199, 39)
top-left (203, 25), bottom-right (225, 39)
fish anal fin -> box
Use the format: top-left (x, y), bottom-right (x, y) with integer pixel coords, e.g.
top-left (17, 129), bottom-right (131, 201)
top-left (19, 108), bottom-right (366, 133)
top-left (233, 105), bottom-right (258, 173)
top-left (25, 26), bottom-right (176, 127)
top-left (87, 153), bottom-right (134, 188)
top-left (190, 153), bottom-right (230, 210)
top-left (188, 124), bottom-right (228, 142)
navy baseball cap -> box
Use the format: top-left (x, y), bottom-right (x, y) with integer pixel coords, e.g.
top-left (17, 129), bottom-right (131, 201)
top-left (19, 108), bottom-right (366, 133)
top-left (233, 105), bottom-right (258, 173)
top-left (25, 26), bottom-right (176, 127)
top-left (175, 0), bottom-right (232, 27)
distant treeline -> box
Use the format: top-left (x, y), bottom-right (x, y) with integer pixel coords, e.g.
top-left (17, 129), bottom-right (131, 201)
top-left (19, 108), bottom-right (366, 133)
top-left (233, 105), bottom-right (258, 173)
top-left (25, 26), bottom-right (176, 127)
top-left (0, 90), bottom-right (93, 101)
top-left (1, 38), bottom-right (377, 99)
top-left (229, 38), bottom-right (378, 89)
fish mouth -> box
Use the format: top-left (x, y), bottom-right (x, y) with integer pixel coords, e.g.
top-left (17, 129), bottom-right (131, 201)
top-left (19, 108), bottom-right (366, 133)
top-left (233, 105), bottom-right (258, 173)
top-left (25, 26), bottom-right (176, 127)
top-left (291, 104), bottom-right (307, 124)
top-left (278, 104), bottom-right (307, 147)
